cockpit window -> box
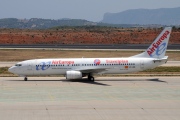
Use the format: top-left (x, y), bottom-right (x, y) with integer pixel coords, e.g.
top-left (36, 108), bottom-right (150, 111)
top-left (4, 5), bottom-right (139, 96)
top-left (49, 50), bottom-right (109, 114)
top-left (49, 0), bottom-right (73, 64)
top-left (15, 64), bottom-right (22, 66)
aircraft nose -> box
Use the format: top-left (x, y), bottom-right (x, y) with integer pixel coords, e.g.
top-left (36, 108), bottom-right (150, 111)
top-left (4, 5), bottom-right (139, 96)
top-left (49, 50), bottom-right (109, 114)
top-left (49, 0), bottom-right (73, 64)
top-left (8, 67), bottom-right (15, 73)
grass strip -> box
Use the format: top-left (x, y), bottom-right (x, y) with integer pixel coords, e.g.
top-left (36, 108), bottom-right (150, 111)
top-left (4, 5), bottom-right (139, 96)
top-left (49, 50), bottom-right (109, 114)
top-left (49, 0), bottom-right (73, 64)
top-left (142, 66), bottom-right (180, 72)
top-left (0, 67), bottom-right (10, 74)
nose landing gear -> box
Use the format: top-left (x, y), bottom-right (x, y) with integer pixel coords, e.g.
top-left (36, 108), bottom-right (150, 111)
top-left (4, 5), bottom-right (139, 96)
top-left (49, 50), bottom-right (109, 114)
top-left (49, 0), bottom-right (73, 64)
top-left (24, 77), bottom-right (28, 81)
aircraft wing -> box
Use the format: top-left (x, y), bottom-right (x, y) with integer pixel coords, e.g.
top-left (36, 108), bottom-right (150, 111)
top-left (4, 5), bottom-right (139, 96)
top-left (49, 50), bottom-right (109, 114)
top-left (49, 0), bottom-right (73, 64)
top-left (74, 68), bottom-right (109, 74)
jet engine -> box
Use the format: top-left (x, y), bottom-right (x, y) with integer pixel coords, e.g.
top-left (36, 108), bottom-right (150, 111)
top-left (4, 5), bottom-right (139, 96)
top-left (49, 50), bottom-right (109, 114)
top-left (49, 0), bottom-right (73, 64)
top-left (66, 71), bottom-right (82, 79)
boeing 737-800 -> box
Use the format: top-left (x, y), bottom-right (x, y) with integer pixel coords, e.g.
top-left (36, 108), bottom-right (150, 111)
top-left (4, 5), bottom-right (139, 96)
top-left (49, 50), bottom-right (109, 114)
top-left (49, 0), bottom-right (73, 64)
top-left (8, 27), bottom-right (172, 81)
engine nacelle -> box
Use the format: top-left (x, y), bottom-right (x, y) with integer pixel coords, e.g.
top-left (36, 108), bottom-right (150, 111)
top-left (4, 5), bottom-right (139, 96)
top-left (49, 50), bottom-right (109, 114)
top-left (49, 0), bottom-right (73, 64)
top-left (66, 71), bottom-right (82, 79)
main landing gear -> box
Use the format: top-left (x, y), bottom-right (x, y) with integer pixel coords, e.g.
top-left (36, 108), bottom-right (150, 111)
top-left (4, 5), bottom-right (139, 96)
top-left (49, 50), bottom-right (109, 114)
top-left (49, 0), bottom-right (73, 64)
top-left (88, 75), bottom-right (94, 82)
top-left (24, 77), bottom-right (28, 81)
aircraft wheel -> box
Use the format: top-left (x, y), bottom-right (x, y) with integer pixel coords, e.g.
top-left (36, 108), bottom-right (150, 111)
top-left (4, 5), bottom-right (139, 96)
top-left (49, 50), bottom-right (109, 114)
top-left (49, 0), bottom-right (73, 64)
top-left (88, 75), bottom-right (94, 82)
top-left (24, 77), bottom-right (27, 81)
top-left (90, 77), bottom-right (94, 82)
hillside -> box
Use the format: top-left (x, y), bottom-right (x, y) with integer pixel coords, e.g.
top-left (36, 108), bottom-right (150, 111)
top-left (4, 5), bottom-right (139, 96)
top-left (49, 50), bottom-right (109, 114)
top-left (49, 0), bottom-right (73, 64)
top-left (0, 18), bottom-right (98, 29)
top-left (102, 7), bottom-right (180, 25)
top-left (0, 27), bottom-right (180, 44)
top-left (0, 18), bottom-right (140, 29)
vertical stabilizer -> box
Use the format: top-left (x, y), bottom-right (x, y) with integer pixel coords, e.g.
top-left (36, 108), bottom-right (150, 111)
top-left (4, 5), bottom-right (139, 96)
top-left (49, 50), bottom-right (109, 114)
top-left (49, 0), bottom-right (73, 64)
top-left (131, 27), bottom-right (172, 58)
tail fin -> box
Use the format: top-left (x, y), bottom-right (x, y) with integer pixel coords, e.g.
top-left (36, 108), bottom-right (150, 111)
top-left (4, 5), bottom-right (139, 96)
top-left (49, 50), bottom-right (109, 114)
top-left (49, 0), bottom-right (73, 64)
top-left (131, 27), bottom-right (172, 58)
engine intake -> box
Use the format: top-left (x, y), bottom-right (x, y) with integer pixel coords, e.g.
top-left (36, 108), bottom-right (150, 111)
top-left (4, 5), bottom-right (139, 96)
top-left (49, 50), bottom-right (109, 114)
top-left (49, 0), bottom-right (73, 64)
top-left (66, 71), bottom-right (82, 79)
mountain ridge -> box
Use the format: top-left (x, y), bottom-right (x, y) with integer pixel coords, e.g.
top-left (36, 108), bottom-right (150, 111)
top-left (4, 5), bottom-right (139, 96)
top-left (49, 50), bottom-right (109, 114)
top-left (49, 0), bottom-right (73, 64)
top-left (102, 7), bottom-right (180, 25)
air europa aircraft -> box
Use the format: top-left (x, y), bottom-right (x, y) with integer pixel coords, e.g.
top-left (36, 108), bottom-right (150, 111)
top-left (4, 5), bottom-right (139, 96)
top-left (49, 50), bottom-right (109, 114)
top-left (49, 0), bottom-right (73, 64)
top-left (8, 27), bottom-right (172, 81)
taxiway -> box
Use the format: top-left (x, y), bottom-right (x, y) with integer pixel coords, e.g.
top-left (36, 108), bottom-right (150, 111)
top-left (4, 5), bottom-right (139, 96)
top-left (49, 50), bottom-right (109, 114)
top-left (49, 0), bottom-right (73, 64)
top-left (0, 77), bottom-right (180, 120)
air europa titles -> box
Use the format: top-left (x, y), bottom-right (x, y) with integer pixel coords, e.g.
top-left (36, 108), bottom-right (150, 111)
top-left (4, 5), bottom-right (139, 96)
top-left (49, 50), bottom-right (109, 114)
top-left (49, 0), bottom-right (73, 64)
top-left (52, 60), bottom-right (74, 65)
top-left (147, 30), bottom-right (170, 56)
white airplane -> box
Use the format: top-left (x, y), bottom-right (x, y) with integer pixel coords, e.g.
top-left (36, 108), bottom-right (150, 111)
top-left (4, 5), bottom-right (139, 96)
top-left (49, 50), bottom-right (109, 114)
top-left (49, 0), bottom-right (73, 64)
top-left (8, 27), bottom-right (172, 81)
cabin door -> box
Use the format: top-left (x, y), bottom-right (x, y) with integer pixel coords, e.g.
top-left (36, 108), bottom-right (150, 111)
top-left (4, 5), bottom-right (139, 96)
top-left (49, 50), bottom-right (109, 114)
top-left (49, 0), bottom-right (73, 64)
top-left (140, 60), bottom-right (144, 69)
top-left (27, 62), bottom-right (33, 75)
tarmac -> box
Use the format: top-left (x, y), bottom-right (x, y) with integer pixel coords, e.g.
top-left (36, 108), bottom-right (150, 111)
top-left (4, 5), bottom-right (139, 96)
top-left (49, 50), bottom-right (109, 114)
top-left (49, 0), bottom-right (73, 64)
top-left (0, 77), bottom-right (180, 120)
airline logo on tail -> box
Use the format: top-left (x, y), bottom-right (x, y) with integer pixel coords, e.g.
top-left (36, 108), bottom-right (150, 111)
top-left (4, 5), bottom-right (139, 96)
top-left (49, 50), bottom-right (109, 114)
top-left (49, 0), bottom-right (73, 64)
top-left (147, 30), bottom-right (170, 57)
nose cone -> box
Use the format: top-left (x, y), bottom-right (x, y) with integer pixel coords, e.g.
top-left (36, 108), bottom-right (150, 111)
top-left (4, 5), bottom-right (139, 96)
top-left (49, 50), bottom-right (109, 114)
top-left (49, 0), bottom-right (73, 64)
top-left (8, 67), bottom-right (15, 73)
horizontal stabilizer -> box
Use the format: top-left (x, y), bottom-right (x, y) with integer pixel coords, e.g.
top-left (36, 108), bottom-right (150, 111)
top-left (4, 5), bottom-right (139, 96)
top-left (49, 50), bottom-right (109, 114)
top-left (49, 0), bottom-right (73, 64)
top-left (153, 56), bottom-right (168, 61)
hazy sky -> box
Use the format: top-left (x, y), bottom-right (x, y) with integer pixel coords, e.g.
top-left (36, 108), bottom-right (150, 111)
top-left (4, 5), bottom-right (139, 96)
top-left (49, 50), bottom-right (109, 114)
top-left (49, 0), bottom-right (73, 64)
top-left (0, 0), bottom-right (180, 22)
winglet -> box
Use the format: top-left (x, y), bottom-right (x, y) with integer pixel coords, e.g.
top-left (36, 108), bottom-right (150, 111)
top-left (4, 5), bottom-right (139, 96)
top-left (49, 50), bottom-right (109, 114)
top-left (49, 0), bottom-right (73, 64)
top-left (131, 27), bottom-right (172, 58)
